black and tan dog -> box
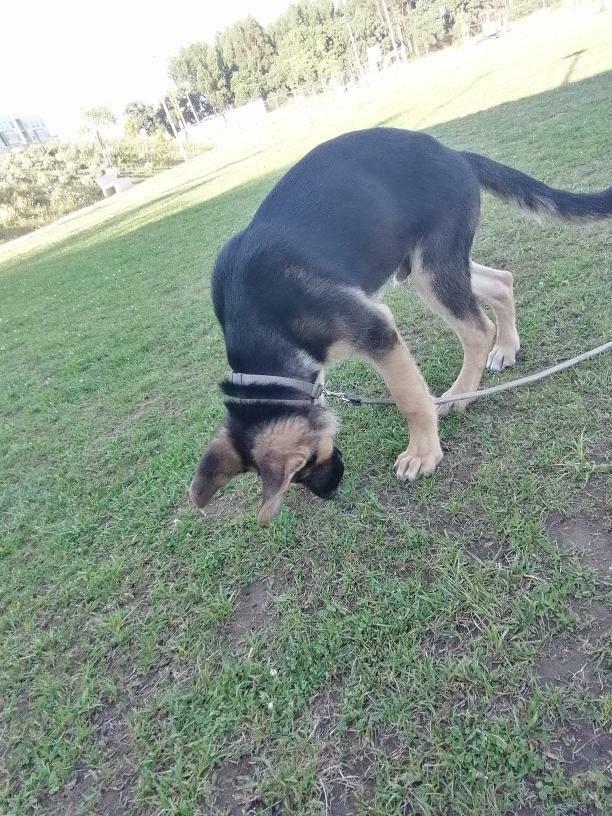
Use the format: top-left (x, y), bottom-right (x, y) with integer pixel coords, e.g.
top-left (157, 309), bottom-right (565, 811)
top-left (190, 128), bottom-right (611, 523)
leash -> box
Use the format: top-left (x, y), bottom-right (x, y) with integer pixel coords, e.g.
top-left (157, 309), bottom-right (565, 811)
top-left (323, 340), bottom-right (612, 407)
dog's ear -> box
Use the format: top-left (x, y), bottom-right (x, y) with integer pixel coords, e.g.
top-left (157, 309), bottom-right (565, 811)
top-left (258, 454), bottom-right (306, 524)
top-left (189, 426), bottom-right (243, 508)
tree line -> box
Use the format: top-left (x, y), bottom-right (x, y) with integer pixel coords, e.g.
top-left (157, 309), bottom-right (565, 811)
top-left (125, 0), bottom-right (542, 132)
top-left (167, 0), bottom-right (511, 111)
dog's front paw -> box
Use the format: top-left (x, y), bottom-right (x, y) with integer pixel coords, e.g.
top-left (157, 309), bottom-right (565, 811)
top-left (394, 441), bottom-right (443, 482)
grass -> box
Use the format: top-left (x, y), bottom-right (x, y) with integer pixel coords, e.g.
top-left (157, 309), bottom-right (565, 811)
top-left (1, 7), bottom-right (611, 816)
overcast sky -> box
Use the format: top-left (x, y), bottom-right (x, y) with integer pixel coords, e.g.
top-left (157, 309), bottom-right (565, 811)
top-left (1, 0), bottom-right (292, 136)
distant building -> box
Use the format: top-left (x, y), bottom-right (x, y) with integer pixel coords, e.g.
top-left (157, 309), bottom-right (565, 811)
top-left (0, 114), bottom-right (51, 152)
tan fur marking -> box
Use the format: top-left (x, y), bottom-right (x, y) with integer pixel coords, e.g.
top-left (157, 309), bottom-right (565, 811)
top-left (375, 341), bottom-right (439, 438)
top-left (253, 416), bottom-right (331, 523)
top-left (364, 321), bottom-right (442, 481)
top-left (253, 417), bottom-right (311, 466)
top-left (471, 262), bottom-right (520, 369)
top-left (189, 425), bottom-right (243, 508)
top-left (317, 434), bottom-right (334, 463)
top-left (326, 340), bottom-right (357, 362)
top-left (410, 250), bottom-right (496, 413)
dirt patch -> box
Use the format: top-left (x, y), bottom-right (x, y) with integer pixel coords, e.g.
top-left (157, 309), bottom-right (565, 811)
top-left (91, 701), bottom-right (136, 814)
top-left (536, 597), bottom-right (612, 694)
top-left (42, 629), bottom-right (182, 816)
top-left (309, 688), bottom-right (378, 815)
top-left (44, 765), bottom-right (99, 816)
top-left (571, 599), bottom-right (612, 639)
top-left (324, 745), bottom-right (377, 816)
top-left (43, 701), bottom-right (137, 816)
top-left (196, 486), bottom-right (255, 522)
top-left (536, 642), bottom-right (605, 693)
top-left (546, 511), bottom-right (611, 576)
top-left (377, 484), bottom-right (478, 541)
top-left (212, 756), bottom-right (256, 816)
top-left (441, 447), bottom-right (485, 488)
top-left (548, 721), bottom-right (612, 777)
top-left (463, 537), bottom-right (501, 562)
top-left (311, 689), bottom-right (342, 738)
top-left (111, 394), bottom-right (185, 439)
top-left (226, 579), bottom-right (277, 649)
top-left (165, 478), bottom-right (257, 527)
top-left (131, 395), bottom-right (184, 421)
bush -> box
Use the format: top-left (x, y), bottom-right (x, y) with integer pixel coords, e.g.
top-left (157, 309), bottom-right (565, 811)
top-left (0, 143), bottom-right (100, 242)
top-left (0, 135), bottom-right (202, 243)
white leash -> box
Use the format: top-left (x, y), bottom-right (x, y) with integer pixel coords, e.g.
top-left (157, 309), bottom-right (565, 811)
top-left (324, 340), bottom-right (612, 407)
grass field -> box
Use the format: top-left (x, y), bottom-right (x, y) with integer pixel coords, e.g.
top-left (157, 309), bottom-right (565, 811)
top-left (1, 7), bottom-right (611, 816)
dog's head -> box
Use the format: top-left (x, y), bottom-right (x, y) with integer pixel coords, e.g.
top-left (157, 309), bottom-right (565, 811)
top-left (189, 405), bottom-right (343, 523)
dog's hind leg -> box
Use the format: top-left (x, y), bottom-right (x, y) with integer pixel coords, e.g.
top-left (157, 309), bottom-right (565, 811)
top-left (410, 248), bottom-right (496, 417)
top-left (471, 262), bottom-right (520, 372)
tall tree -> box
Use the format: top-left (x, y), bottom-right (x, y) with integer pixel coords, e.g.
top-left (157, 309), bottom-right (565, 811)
top-left (345, 0), bottom-right (390, 60)
top-left (124, 101), bottom-right (161, 136)
top-left (270, 1), bottom-right (351, 91)
top-left (169, 42), bottom-right (234, 112)
top-left (217, 17), bottom-right (276, 104)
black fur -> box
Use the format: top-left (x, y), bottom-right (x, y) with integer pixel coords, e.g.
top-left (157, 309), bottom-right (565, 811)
top-left (294, 446), bottom-right (345, 499)
top-left (462, 151), bottom-right (612, 221)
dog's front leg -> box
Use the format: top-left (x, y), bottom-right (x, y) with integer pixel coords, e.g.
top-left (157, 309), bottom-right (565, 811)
top-left (373, 338), bottom-right (442, 482)
top-left (330, 300), bottom-right (442, 482)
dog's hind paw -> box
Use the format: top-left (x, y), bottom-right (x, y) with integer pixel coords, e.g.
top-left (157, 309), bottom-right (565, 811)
top-left (436, 396), bottom-right (471, 417)
top-left (486, 343), bottom-right (519, 372)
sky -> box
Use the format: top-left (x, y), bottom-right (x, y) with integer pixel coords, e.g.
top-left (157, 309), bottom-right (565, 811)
top-left (1, 0), bottom-right (293, 137)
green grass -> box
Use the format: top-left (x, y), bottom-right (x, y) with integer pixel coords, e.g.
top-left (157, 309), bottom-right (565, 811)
top-left (1, 8), bottom-right (611, 816)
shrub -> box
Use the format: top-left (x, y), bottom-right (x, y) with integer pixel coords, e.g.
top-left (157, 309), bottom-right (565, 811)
top-left (0, 135), bottom-right (207, 242)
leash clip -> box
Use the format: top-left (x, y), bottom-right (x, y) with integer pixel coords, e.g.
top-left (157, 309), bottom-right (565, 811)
top-left (323, 389), bottom-right (363, 405)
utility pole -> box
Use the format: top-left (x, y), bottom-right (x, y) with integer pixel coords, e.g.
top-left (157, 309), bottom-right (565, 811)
top-left (172, 92), bottom-right (190, 138)
top-left (345, 19), bottom-right (362, 77)
top-left (185, 93), bottom-right (199, 124)
top-left (333, 0), bottom-right (362, 77)
top-left (161, 97), bottom-right (187, 161)
top-left (380, 0), bottom-right (402, 63)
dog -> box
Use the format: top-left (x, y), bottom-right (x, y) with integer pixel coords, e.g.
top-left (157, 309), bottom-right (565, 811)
top-left (190, 127), bottom-right (611, 523)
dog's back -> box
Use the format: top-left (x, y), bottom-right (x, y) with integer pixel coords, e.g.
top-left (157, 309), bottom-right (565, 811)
top-left (212, 128), bottom-right (481, 373)
top-left (250, 128), bottom-right (480, 291)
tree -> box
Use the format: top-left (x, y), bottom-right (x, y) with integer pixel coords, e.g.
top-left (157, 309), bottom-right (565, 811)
top-left (81, 106), bottom-right (116, 130)
top-left (81, 106), bottom-right (116, 167)
top-left (269, 1), bottom-right (351, 91)
top-left (169, 42), bottom-right (234, 112)
top-left (124, 101), bottom-right (161, 136)
top-left (166, 0), bottom-right (509, 114)
top-left (345, 0), bottom-right (390, 61)
top-left (217, 17), bottom-right (276, 103)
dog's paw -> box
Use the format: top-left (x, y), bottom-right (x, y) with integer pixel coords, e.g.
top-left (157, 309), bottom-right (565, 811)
top-left (436, 393), bottom-right (471, 417)
top-left (395, 443), bottom-right (443, 482)
top-left (486, 342), bottom-right (520, 372)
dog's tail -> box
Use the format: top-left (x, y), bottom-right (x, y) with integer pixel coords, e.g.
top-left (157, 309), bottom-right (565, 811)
top-left (461, 151), bottom-right (612, 223)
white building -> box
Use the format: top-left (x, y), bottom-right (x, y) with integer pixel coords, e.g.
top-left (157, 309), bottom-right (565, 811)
top-left (0, 114), bottom-right (51, 152)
